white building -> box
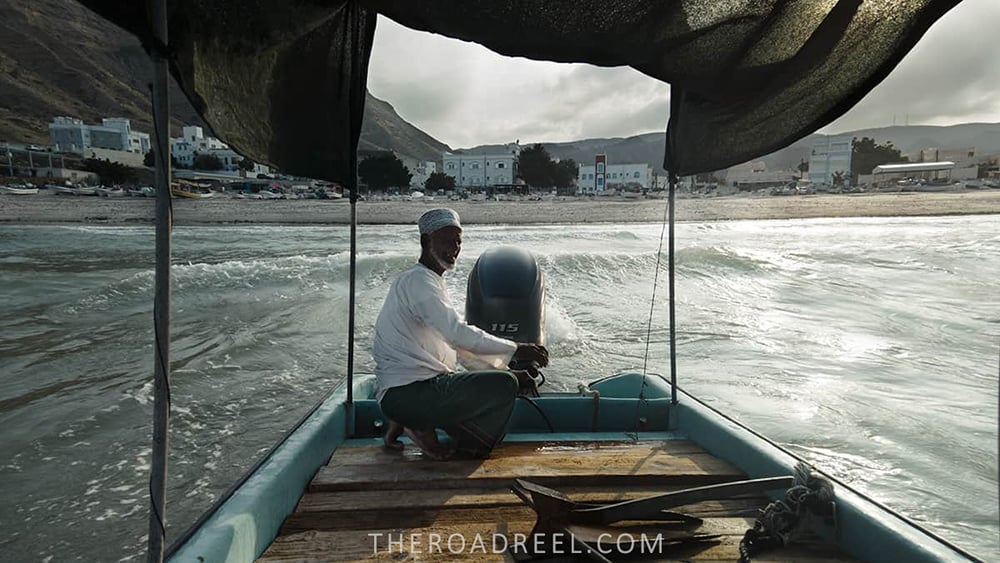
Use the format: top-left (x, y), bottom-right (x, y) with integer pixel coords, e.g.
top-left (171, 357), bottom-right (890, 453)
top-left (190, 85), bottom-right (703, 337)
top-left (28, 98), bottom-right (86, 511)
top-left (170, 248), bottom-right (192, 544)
top-left (725, 160), bottom-right (798, 189)
top-left (577, 155), bottom-right (651, 194)
top-left (400, 157), bottom-right (437, 188)
top-left (171, 126), bottom-right (268, 174)
top-left (49, 116), bottom-right (150, 154)
top-left (808, 135), bottom-right (853, 186)
top-left (442, 149), bottom-right (517, 189)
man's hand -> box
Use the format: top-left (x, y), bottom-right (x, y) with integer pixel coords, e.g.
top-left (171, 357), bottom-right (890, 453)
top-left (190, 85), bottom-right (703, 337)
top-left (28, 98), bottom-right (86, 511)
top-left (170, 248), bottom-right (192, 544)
top-left (513, 343), bottom-right (549, 367)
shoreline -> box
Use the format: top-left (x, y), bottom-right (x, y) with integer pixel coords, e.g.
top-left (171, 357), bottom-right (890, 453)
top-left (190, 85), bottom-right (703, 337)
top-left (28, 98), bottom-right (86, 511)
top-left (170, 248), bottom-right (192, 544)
top-left (1, 189), bottom-right (999, 226)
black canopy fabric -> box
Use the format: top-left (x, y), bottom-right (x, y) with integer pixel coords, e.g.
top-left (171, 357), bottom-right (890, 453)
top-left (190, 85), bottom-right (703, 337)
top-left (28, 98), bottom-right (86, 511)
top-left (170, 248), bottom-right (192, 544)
top-left (77, 0), bottom-right (961, 185)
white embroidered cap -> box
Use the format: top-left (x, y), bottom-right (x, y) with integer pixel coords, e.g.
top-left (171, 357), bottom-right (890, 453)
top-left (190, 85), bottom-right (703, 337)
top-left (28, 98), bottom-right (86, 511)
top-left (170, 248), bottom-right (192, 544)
top-left (418, 208), bottom-right (462, 235)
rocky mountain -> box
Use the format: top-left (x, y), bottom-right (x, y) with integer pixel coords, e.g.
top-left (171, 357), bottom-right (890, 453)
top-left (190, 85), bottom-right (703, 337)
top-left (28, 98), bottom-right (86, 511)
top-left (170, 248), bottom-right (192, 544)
top-left (0, 0), bottom-right (450, 163)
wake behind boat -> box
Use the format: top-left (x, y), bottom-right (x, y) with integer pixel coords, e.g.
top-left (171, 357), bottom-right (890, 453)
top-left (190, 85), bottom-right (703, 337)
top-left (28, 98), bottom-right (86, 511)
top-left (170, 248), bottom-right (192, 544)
top-left (168, 248), bottom-right (974, 562)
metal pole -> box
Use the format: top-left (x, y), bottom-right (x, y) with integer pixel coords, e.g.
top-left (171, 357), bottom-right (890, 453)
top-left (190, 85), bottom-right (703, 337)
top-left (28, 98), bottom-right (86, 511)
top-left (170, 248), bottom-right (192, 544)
top-left (346, 187), bottom-right (357, 411)
top-left (5, 142), bottom-right (12, 176)
top-left (147, 0), bottom-right (172, 559)
top-left (346, 185), bottom-right (357, 401)
top-left (667, 172), bottom-right (677, 405)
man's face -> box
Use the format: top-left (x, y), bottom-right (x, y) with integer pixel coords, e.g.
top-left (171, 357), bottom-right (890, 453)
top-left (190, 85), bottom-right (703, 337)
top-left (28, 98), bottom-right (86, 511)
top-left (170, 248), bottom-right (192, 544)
top-left (428, 226), bottom-right (462, 270)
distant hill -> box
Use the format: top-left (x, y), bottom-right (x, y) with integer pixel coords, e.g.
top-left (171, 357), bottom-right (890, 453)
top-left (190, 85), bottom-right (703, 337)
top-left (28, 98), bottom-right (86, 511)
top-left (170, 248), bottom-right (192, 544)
top-left (475, 123), bottom-right (1000, 176)
top-left (2, 0), bottom-right (995, 176)
top-left (0, 0), bottom-right (450, 164)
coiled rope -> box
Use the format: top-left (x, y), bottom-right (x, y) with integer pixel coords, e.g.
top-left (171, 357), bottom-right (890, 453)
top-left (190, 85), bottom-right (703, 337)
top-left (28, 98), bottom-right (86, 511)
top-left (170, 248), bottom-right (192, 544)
top-left (738, 462), bottom-right (836, 562)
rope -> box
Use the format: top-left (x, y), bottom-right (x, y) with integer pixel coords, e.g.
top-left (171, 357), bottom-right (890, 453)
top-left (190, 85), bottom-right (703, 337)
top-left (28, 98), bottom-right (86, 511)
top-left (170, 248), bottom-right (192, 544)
top-left (738, 462), bottom-right (836, 562)
top-left (515, 395), bottom-right (555, 433)
top-left (630, 192), bottom-right (672, 439)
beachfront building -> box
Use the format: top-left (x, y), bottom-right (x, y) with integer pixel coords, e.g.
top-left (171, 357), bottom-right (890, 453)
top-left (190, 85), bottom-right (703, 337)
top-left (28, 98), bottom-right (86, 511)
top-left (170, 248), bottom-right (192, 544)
top-left (724, 160), bottom-right (798, 190)
top-left (171, 125), bottom-right (269, 175)
top-left (401, 157), bottom-right (437, 189)
top-left (808, 135), bottom-right (853, 186)
top-left (442, 149), bottom-right (517, 189)
top-left (868, 161), bottom-right (982, 188)
top-left (49, 116), bottom-right (151, 155)
top-left (577, 155), bottom-right (651, 194)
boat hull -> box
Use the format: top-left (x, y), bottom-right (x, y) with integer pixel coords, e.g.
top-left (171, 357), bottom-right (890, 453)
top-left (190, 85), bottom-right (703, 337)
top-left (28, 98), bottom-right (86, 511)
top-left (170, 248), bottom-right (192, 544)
top-left (167, 374), bottom-right (971, 562)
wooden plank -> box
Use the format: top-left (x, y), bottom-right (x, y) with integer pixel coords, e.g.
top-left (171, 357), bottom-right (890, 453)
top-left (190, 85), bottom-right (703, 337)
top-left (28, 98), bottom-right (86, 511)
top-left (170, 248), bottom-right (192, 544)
top-left (259, 521), bottom-right (536, 562)
top-left (295, 486), bottom-right (766, 513)
top-left (280, 505), bottom-right (537, 536)
top-left (326, 440), bottom-right (708, 466)
top-left (284, 493), bottom-right (764, 534)
top-left (311, 450), bottom-right (743, 491)
top-left (258, 518), bottom-right (855, 562)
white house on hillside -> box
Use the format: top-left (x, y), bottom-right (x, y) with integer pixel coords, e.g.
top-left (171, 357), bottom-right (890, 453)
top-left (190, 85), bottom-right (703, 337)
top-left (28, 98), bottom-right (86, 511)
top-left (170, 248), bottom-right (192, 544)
top-left (49, 116), bottom-right (151, 155)
top-left (170, 125), bottom-right (269, 175)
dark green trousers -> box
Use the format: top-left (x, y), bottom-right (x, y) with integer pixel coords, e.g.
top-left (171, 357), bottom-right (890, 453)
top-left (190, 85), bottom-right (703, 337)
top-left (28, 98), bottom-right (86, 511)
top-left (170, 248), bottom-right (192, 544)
top-left (380, 370), bottom-right (519, 457)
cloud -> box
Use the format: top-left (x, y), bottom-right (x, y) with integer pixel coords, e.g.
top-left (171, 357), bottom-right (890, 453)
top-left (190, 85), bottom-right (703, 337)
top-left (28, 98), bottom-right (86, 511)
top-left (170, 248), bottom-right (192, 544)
top-left (369, 1), bottom-right (999, 148)
top-left (822, 0), bottom-right (1000, 133)
top-left (368, 18), bottom-right (669, 147)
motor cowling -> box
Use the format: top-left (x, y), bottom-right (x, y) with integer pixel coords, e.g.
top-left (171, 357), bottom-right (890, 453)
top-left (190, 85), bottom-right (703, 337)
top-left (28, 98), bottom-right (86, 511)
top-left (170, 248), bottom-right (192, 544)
top-left (466, 246), bottom-right (545, 347)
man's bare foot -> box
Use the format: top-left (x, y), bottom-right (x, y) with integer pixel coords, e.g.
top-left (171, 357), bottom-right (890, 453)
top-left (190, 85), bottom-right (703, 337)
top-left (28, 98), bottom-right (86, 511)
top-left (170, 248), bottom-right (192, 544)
top-left (404, 427), bottom-right (453, 460)
top-left (383, 420), bottom-right (405, 451)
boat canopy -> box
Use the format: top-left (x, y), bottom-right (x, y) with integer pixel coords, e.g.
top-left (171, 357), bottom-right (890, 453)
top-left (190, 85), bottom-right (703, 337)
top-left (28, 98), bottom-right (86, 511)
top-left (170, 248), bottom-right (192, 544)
top-left (77, 0), bottom-right (960, 186)
top-left (873, 161), bottom-right (957, 174)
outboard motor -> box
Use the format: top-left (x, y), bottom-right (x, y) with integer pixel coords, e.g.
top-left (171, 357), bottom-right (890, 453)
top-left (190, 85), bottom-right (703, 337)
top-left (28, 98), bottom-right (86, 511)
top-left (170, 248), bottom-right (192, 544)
top-left (466, 246), bottom-right (545, 347)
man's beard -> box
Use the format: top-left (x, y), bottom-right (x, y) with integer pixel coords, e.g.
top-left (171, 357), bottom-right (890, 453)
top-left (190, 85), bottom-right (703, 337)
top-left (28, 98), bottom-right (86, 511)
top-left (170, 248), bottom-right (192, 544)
top-left (431, 247), bottom-right (456, 271)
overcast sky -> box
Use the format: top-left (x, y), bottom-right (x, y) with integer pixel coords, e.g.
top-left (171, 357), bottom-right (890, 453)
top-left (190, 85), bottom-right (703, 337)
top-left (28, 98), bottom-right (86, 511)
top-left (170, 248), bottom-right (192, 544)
top-left (367, 0), bottom-right (1000, 149)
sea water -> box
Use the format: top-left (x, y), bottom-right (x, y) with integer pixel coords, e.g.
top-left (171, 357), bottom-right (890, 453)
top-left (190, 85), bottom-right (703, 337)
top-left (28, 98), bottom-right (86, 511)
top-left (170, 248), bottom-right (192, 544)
top-left (0, 215), bottom-right (997, 560)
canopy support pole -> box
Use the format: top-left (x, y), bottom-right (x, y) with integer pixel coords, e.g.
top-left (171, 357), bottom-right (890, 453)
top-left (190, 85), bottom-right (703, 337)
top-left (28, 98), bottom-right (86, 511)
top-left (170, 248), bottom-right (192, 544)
top-left (665, 90), bottom-right (681, 407)
top-left (667, 171), bottom-right (678, 406)
top-left (147, 0), bottom-right (172, 559)
top-left (345, 187), bottom-right (357, 436)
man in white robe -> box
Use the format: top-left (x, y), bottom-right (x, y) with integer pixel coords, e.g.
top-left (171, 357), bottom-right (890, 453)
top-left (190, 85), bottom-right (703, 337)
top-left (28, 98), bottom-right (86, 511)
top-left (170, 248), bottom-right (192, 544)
top-left (373, 208), bottom-right (548, 458)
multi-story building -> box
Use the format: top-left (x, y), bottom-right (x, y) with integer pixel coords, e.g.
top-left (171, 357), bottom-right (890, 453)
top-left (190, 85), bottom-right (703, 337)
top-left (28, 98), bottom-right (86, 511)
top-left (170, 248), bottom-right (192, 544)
top-left (49, 117), bottom-right (151, 154)
top-left (171, 125), bottom-right (268, 174)
top-left (442, 148), bottom-right (517, 189)
top-left (403, 159), bottom-right (438, 189)
top-left (808, 135), bottom-right (853, 186)
top-left (577, 155), bottom-right (651, 194)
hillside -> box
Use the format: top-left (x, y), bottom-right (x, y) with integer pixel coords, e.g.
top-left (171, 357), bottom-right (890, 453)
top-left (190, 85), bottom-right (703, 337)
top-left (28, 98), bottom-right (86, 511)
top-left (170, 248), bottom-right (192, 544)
top-left (0, 0), bottom-right (450, 163)
top-left (2, 0), bottom-right (995, 176)
top-left (462, 122), bottom-right (1000, 175)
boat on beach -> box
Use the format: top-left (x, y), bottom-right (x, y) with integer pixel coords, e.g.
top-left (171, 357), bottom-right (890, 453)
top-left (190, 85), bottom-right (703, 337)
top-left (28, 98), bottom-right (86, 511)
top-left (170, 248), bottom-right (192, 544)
top-left (95, 186), bottom-right (126, 197)
top-left (72, 0), bottom-right (981, 561)
top-left (171, 186), bottom-right (216, 198)
top-left (0, 185), bottom-right (39, 195)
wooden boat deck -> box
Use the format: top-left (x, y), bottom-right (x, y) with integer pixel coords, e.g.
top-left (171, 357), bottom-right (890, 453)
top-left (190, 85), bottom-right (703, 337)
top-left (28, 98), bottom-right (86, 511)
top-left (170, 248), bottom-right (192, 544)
top-left (258, 439), bottom-right (855, 561)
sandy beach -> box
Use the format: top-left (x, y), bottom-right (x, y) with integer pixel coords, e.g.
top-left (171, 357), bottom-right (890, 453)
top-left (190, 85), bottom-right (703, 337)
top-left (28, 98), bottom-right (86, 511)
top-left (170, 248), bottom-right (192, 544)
top-left (1, 189), bottom-right (998, 225)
